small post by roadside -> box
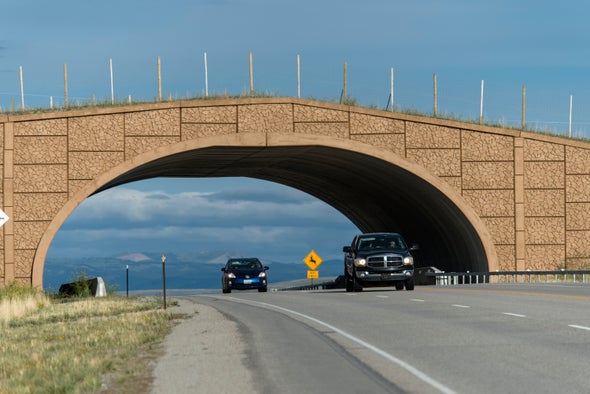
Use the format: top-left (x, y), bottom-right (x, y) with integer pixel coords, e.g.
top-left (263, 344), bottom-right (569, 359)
top-left (126, 265), bottom-right (129, 298)
top-left (161, 254), bottom-right (167, 310)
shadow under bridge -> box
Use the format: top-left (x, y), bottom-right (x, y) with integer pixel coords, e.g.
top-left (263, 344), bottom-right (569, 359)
top-left (96, 145), bottom-right (489, 272)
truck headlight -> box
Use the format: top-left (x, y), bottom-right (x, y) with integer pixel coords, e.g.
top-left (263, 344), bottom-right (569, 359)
top-left (403, 256), bottom-right (414, 266)
top-left (354, 258), bottom-right (367, 267)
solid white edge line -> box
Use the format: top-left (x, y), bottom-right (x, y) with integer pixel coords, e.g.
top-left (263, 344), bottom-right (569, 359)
top-left (215, 296), bottom-right (457, 394)
top-left (569, 324), bottom-right (590, 331)
top-left (503, 312), bottom-right (526, 318)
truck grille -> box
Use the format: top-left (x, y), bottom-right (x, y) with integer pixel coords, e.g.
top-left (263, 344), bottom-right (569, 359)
top-left (367, 255), bottom-right (403, 268)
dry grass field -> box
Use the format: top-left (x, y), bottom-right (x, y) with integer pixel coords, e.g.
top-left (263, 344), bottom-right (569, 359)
top-left (0, 285), bottom-right (176, 393)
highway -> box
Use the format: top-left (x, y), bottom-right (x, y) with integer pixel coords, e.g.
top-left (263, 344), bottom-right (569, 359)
top-left (191, 284), bottom-right (590, 393)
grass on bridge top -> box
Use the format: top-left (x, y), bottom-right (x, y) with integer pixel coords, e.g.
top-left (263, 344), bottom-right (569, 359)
top-left (1, 91), bottom-right (586, 143)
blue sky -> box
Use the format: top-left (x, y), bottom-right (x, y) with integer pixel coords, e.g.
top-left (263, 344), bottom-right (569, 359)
top-left (2, 1), bottom-right (590, 269)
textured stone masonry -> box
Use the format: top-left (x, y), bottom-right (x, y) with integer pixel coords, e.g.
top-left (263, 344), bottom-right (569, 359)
top-left (1, 98), bottom-right (590, 286)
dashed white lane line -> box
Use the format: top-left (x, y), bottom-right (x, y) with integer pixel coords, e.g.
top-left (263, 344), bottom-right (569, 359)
top-left (375, 295), bottom-right (389, 298)
top-left (569, 324), bottom-right (590, 331)
top-left (503, 312), bottom-right (527, 318)
top-left (414, 300), bottom-right (588, 333)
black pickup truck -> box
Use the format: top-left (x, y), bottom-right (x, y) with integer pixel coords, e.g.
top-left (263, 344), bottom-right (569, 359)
top-left (343, 233), bottom-right (418, 292)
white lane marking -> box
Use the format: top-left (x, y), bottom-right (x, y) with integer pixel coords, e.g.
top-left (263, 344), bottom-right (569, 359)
top-left (217, 296), bottom-right (457, 394)
top-left (503, 312), bottom-right (526, 318)
top-left (569, 324), bottom-right (590, 331)
top-left (452, 304), bottom-right (471, 308)
top-left (375, 295), bottom-right (389, 298)
top-left (410, 298), bottom-right (425, 302)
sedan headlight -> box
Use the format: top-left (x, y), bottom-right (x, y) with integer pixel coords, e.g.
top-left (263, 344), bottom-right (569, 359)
top-left (403, 256), bottom-right (414, 266)
top-left (354, 258), bottom-right (367, 267)
top-left (258, 272), bottom-right (267, 278)
top-left (227, 272), bottom-right (236, 278)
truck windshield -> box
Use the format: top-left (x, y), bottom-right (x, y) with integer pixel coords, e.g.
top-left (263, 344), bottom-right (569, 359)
top-left (357, 235), bottom-right (406, 251)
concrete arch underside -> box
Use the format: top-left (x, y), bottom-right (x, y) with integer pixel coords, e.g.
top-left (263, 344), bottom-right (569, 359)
top-left (34, 133), bottom-right (497, 286)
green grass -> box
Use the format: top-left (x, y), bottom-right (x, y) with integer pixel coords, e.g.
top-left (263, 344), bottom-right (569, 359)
top-left (0, 288), bottom-right (177, 394)
top-left (2, 91), bottom-right (588, 143)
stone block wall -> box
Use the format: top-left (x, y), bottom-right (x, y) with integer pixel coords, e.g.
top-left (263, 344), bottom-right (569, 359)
top-left (1, 98), bottom-right (590, 286)
top-left (565, 146), bottom-right (590, 269)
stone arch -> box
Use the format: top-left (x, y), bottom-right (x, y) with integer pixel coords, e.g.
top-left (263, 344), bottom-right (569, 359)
top-left (32, 132), bottom-right (498, 287)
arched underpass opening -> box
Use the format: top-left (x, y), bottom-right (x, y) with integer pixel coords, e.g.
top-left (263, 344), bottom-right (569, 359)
top-left (94, 145), bottom-right (492, 273)
top-left (43, 176), bottom-right (358, 291)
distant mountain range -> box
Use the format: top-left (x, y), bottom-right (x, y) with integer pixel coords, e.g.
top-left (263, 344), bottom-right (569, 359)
top-left (43, 250), bottom-right (344, 292)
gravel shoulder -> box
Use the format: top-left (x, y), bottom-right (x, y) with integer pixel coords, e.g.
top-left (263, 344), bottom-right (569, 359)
top-left (150, 297), bottom-right (255, 394)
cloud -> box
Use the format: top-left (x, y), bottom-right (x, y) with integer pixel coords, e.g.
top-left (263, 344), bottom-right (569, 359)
top-left (62, 184), bottom-right (348, 230)
top-left (0, 43), bottom-right (6, 64)
top-left (207, 186), bottom-right (314, 204)
top-left (50, 179), bottom-right (359, 262)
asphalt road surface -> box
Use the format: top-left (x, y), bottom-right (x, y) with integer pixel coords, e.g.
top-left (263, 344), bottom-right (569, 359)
top-left (152, 284), bottom-right (590, 393)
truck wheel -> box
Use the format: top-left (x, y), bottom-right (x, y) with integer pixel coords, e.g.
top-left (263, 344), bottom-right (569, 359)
top-left (395, 282), bottom-right (404, 291)
top-left (405, 278), bottom-right (415, 291)
top-left (345, 273), bottom-right (354, 292)
top-left (352, 274), bottom-right (363, 292)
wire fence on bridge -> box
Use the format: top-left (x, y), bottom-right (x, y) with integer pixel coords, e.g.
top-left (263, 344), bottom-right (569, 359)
top-left (1, 52), bottom-right (589, 140)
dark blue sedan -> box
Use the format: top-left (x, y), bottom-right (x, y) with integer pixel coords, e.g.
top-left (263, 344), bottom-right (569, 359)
top-left (221, 257), bottom-right (269, 293)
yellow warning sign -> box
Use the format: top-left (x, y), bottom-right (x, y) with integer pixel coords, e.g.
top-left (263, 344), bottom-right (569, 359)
top-left (307, 270), bottom-right (319, 279)
top-left (303, 250), bottom-right (323, 270)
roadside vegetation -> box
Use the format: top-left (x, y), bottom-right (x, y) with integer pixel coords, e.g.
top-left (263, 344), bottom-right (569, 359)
top-left (0, 282), bottom-right (177, 393)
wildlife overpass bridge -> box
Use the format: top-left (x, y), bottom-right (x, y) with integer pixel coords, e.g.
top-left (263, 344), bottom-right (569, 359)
top-left (0, 98), bottom-right (589, 287)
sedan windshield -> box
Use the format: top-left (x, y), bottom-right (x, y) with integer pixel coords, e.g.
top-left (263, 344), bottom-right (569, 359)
top-left (228, 260), bottom-right (262, 269)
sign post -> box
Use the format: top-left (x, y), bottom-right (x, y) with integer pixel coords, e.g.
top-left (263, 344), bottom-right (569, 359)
top-left (161, 254), bottom-right (167, 310)
top-left (126, 265), bottom-right (129, 298)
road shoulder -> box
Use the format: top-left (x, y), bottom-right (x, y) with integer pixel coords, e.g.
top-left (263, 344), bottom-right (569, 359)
top-left (150, 297), bottom-right (255, 393)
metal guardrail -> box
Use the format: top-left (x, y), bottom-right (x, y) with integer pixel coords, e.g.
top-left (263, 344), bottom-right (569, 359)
top-left (426, 270), bottom-right (590, 285)
top-left (275, 270), bottom-right (590, 291)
